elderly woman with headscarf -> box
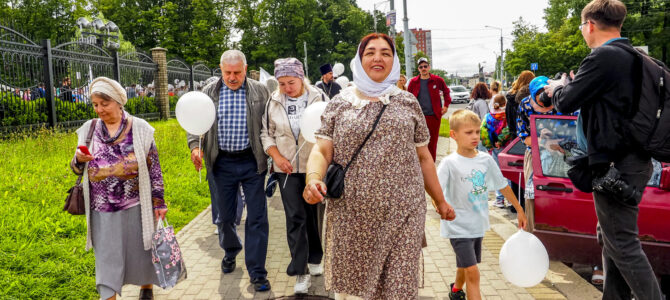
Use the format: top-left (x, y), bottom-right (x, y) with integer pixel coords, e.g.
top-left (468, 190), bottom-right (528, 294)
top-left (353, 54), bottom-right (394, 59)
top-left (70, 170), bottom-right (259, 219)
top-left (302, 33), bottom-right (455, 299)
top-left (260, 58), bottom-right (327, 295)
top-left (70, 77), bottom-right (167, 300)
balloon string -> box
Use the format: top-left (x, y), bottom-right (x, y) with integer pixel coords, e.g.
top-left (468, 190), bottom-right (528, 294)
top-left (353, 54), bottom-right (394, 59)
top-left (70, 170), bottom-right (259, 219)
top-left (199, 136), bottom-right (202, 183)
top-left (283, 141), bottom-right (307, 189)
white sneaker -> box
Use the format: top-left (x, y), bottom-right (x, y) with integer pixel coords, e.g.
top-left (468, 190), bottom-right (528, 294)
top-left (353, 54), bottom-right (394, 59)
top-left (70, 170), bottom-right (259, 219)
top-left (308, 263), bottom-right (323, 276)
top-left (294, 274), bottom-right (311, 294)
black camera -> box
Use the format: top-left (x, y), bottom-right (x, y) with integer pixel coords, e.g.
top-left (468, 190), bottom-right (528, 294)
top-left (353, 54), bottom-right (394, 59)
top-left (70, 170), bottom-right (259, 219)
top-left (592, 165), bottom-right (642, 204)
top-left (538, 91), bottom-right (553, 107)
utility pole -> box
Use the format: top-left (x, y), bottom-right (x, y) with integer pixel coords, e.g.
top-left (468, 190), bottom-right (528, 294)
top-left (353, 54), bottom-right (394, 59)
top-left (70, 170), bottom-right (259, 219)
top-left (403, 0), bottom-right (412, 79)
top-left (389, 0), bottom-right (395, 37)
top-left (485, 25), bottom-right (503, 83)
top-left (304, 41), bottom-right (309, 79)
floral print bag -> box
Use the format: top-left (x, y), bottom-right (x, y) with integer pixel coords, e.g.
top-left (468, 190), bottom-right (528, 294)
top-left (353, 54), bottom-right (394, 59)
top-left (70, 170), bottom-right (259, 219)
top-left (151, 218), bottom-right (187, 289)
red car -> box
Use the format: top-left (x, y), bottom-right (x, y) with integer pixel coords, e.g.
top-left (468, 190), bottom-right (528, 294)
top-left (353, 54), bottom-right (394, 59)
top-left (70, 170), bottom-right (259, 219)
top-left (498, 115), bottom-right (670, 289)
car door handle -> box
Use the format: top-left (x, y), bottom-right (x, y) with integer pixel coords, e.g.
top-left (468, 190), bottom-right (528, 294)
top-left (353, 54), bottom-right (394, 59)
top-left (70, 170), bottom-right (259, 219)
top-left (536, 185), bottom-right (573, 193)
top-left (508, 161), bottom-right (524, 167)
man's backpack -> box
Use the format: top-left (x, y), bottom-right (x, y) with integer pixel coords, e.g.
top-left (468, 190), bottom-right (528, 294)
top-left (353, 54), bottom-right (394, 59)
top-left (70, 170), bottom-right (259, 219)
top-left (614, 43), bottom-right (670, 162)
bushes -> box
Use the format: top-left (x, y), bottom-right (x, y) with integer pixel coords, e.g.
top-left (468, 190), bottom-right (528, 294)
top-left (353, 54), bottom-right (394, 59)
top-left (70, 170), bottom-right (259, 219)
top-left (0, 119), bottom-right (210, 299)
top-left (0, 94), bottom-right (166, 127)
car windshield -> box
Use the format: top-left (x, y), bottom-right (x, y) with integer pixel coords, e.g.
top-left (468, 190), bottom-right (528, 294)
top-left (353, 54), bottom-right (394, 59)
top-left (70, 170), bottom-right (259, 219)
top-left (450, 86), bottom-right (467, 92)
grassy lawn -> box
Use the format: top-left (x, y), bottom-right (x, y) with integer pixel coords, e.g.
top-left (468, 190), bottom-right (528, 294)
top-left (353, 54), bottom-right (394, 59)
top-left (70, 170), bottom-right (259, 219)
top-left (439, 117), bottom-right (450, 137)
top-left (0, 119), bottom-right (211, 299)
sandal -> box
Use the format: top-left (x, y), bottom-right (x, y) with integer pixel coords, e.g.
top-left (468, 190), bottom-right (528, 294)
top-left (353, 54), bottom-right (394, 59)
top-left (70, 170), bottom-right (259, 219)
top-left (591, 267), bottom-right (604, 285)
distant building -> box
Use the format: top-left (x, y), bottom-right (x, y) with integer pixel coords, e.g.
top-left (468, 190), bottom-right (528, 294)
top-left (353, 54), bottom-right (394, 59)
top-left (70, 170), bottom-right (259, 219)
top-left (410, 28), bottom-right (432, 63)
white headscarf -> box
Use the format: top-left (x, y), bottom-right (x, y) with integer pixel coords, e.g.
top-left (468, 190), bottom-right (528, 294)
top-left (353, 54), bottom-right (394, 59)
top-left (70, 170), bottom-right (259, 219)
top-left (350, 39), bottom-right (401, 98)
top-left (90, 76), bottom-right (127, 106)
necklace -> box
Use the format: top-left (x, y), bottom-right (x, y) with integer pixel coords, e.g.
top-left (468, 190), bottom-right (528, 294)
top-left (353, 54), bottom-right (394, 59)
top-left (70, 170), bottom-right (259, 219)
top-left (100, 112), bottom-right (128, 144)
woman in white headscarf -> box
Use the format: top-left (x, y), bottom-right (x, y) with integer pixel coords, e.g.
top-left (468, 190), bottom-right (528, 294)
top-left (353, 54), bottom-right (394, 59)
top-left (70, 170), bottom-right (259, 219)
top-left (302, 33), bottom-right (454, 300)
top-left (70, 77), bottom-right (167, 300)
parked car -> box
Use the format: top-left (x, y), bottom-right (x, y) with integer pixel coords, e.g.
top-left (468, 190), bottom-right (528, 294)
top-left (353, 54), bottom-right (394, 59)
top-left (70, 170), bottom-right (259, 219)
top-left (498, 114), bottom-right (670, 290)
top-left (448, 85), bottom-right (470, 104)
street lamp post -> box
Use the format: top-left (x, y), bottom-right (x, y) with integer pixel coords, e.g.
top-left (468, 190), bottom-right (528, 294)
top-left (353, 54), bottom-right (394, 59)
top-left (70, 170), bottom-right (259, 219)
top-left (373, 0), bottom-right (389, 33)
top-left (485, 25), bottom-right (503, 84)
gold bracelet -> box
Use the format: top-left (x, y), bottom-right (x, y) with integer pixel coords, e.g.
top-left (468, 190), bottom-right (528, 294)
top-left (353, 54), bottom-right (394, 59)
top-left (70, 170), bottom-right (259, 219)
top-left (306, 171), bottom-right (322, 180)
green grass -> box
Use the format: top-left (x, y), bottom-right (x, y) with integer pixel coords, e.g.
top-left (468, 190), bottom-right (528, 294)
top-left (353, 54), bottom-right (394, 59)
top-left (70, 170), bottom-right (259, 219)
top-left (439, 117), bottom-right (450, 137)
top-left (0, 119), bottom-right (211, 299)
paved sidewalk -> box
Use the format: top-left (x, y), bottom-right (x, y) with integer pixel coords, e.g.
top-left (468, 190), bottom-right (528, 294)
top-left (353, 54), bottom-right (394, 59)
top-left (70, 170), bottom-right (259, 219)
top-left (122, 137), bottom-right (570, 299)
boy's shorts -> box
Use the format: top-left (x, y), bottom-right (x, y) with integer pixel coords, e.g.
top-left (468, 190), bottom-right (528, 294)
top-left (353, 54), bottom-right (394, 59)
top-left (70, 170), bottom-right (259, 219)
top-left (450, 237), bottom-right (483, 268)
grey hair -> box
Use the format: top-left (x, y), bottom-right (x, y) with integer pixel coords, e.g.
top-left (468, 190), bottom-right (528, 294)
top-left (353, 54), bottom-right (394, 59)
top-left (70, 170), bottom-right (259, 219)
top-left (220, 50), bottom-right (247, 66)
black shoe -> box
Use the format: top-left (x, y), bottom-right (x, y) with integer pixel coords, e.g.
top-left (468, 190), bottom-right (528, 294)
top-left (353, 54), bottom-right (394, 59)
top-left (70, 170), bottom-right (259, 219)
top-left (139, 288), bottom-right (153, 300)
top-left (221, 257), bottom-right (236, 273)
top-left (449, 283), bottom-right (466, 300)
top-left (250, 277), bottom-right (271, 292)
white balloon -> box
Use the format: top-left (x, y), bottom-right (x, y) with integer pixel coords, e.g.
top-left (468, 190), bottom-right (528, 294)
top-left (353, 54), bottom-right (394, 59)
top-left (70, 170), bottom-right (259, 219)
top-left (175, 91), bottom-right (216, 136)
top-left (335, 76), bottom-right (349, 87)
top-left (333, 63), bottom-right (345, 76)
top-left (299, 102), bottom-right (328, 143)
top-left (499, 230), bottom-right (549, 287)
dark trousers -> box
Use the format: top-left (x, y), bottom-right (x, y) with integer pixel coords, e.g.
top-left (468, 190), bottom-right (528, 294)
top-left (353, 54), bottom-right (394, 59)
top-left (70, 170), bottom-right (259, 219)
top-left (210, 152), bottom-right (268, 279)
top-left (424, 115), bottom-right (441, 161)
top-left (277, 173), bottom-right (323, 276)
top-left (593, 152), bottom-right (662, 300)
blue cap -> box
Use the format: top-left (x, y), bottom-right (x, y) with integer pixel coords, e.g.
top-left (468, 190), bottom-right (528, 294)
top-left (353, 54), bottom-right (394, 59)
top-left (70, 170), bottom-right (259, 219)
top-left (529, 76), bottom-right (550, 99)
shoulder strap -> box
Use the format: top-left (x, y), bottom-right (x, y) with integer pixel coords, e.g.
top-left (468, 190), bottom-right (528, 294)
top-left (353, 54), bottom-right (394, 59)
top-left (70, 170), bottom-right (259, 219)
top-left (343, 104), bottom-right (387, 172)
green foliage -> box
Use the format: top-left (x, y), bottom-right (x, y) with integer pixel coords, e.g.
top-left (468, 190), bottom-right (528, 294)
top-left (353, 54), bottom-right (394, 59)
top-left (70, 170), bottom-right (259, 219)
top-left (0, 0), bottom-right (89, 42)
top-left (506, 0), bottom-right (670, 78)
top-left (0, 95), bottom-right (164, 127)
top-left (0, 119), bottom-right (210, 299)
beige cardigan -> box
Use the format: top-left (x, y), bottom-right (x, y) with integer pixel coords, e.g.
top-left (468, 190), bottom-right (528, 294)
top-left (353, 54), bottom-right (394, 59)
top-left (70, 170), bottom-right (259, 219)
top-left (73, 116), bottom-right (157, 251)
top-left (260, 84), bottom-right (327, 173)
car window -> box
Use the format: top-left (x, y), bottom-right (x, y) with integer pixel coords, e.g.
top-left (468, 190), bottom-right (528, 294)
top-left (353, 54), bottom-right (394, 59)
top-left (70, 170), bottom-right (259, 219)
top-left (450, 86), bottom-right (467, 92)
top-left (534, 118), bottom-right (578, 178)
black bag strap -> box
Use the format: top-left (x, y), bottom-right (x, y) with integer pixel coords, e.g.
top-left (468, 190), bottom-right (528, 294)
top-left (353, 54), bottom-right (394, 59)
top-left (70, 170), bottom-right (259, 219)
top-left (343, 104), bottom-right (387, 173)
top-left (75, 119), bottom-right (98, 185)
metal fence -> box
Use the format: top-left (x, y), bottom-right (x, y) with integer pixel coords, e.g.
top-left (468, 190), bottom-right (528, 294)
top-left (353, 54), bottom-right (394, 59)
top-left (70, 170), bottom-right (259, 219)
top-left (1, 24), bottom-right (221, 132)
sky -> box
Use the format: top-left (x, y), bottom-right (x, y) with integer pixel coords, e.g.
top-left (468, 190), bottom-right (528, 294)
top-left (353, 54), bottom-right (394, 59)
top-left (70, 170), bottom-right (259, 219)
top-left (356, 0), bottom-right (550, 76)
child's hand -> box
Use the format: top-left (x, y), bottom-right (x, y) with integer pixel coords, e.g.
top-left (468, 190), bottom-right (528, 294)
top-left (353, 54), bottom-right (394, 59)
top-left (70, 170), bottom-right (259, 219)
top-left (437, 201), bottom-right (456, 221)
top-left (517, 210), bottom-right (528, 230)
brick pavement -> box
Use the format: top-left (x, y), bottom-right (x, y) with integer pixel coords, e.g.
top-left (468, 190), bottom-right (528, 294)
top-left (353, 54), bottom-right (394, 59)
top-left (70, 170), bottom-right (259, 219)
top-left (122, 136), bottom-right (569, 299)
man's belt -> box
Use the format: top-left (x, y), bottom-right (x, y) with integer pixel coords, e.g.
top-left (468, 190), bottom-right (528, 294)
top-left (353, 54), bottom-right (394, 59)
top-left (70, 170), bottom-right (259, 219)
top-left (220, 147), bottom-right (253, 158)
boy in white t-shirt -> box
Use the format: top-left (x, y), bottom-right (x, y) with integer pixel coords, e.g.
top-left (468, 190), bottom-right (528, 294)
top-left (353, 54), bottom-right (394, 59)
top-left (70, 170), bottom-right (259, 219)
top-left (437, 109), bottom-right (527, 300)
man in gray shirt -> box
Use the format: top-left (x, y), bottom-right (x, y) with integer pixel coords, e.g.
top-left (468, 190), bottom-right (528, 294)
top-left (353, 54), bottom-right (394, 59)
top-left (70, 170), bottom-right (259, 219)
top-left (408, 57), bottom-right (451, 160)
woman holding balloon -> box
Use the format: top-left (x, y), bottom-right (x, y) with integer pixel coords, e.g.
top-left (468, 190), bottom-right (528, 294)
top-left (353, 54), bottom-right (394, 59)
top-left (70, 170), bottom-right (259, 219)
top-left (302, 33), bottom-right (454, 299)
top-left (260, 57), bottom-right (327, 295)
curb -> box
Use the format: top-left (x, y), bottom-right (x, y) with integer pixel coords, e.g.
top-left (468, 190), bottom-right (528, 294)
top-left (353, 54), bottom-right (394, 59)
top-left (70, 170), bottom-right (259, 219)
top-left (175, 205), bottom-right (211, 240)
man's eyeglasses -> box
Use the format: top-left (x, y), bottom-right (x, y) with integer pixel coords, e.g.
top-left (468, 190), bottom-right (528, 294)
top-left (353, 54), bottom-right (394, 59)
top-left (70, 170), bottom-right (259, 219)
top-left (418, 65), bottom-right (429, 69)
top-left (579, 20), bottom-right (592, 31)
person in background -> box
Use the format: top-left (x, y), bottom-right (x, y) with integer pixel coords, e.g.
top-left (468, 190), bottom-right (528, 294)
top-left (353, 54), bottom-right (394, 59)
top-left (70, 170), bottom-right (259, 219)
top-left (488, 81), bottom-right (501, 112)
top-left (70, 77), bottom-right (167, 300)
top-left (408, 57), bottom-right (451, 161)
top-left (397, 74), bottom-right (407, 91)
top-left (61, 77), bottom-right (73, 102)
top-left (505, 71), bottom-right (534, 141)
top-left (303, 33), bottom-right (454, 299)
top-left (261, 57), bottom-right (326, 295)
top-left (187, 49), bottom-right (272, 292)
top-left (467, 82), bottom-right (491, 122)
top-left (315, 64), bottom-right (342, 99)
top-left (481, 94), bottom-right (513, 208)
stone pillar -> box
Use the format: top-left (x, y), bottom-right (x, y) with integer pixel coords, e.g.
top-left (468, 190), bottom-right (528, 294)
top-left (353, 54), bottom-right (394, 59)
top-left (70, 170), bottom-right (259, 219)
top-left (151, 47), bottom-right (169, 120)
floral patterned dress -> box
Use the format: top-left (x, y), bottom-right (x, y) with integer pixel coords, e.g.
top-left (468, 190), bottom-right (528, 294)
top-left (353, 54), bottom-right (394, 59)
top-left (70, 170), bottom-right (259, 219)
top-left (315, 88), bottom-right (430, 299)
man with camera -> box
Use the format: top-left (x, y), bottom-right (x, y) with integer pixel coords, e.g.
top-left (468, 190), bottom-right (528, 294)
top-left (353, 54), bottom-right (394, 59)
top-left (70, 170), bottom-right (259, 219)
top-left (545, 0), bottom-right (663, 298)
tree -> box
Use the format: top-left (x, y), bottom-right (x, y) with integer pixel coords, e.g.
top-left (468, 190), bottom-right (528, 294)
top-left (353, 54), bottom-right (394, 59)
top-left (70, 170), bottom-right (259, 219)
top-left (0, 0), bottom-right (90, 42)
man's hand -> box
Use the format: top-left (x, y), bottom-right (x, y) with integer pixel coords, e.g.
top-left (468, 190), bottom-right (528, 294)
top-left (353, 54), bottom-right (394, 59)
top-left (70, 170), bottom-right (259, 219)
top-left (191, 147), bottom-right (203, 171)
top-left (274, 155), bottom-right (294, 174)
top-left (441, 106), bottom-right (448, 115)
top-left (544, 73), bottom-right (569, 97)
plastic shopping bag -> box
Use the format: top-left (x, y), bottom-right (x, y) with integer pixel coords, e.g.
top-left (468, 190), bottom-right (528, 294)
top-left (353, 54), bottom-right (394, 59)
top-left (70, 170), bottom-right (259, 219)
top-left (151, 218), bottom-right (187, 289)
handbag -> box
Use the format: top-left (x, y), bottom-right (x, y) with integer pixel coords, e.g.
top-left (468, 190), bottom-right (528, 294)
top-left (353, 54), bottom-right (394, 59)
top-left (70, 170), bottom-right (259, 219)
top-left (151, 218), bottom-right (187, 289)
top-left (64, 119), bottom-right (98, 215)
top-left (324, 104), bottom-right (387, 198)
